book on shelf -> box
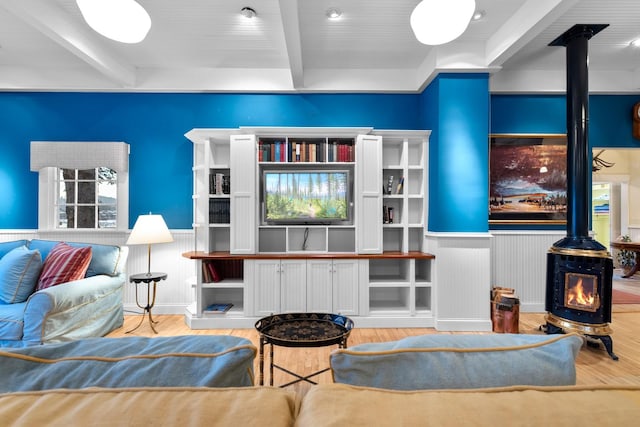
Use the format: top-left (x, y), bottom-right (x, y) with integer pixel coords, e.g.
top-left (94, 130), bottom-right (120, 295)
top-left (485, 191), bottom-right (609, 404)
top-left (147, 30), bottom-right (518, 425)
top-left (204, 262), bottom-right (222, 282)
top-left (203, 303), bottom-right (233, 314)
top-left (258, 137), bottom-right (352, 163)
top-left (310, 143), bottom-right (316, 162)
top-left (386, 175), bottom-right (394, 194)
top-left (396, 177), bottom-right (404, 194)
top-left (382, 205), bottom-right (394, 224)
top-left (203, 259), bottom-right (243, 282)
top-left (209, 199), bottom-right (230, 223)
top-left (209, 171), bottom-right (230, 195)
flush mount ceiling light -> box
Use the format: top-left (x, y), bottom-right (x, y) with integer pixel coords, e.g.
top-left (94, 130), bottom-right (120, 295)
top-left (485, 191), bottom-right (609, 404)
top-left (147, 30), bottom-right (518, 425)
top-left (326, 8), bottom-right (342, 20)
top-left (410, 0), bottom-right (476, 45)
top-left (631, 38), bottom-right (640, 47)
top-left (241, 7), bottom-right (257, 19)
top-left (76, 0), bottom-right (151, 44)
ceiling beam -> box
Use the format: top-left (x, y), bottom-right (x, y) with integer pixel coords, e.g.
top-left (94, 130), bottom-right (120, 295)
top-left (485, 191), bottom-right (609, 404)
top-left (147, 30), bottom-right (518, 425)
top-left (412, 0), bottom-right (581, 92)
top-left (278, 0), bottom-right (304, 89)
top-left (485, 0), bottom-right (580, 67)
top-left (0, 0), bottom-right (136, 88)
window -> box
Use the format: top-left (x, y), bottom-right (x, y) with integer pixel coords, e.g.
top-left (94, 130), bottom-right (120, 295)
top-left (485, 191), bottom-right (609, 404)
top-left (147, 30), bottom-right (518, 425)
top-left (31, 142), bottom-right (129, 231)
top-left (57, 167), bottom-right (118, 229)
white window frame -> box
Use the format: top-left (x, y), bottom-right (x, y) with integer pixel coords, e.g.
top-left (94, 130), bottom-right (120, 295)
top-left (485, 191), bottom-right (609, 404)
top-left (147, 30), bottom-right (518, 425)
top-left (31, 142), bottom-right (129, 231)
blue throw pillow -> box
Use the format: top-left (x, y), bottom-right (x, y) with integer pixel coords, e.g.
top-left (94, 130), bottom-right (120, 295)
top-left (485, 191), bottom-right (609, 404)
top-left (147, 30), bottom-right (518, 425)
top-left (331, 333), bottom-right (584, 389)
top-left (0, 246), bottom-right (43, 303)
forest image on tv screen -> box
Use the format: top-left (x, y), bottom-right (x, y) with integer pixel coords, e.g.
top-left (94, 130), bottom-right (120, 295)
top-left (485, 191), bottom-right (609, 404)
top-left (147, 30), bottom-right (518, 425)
top-left (265, 171), bottom-right (348, 221)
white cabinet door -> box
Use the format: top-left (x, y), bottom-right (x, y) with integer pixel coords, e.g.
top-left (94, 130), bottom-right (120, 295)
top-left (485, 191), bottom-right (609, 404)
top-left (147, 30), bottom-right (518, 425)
top-left (306, 259), bottom-right (359, 315)
top-left (254, 259), bottom-right (307, 315)
top-left (306, 260), bottom-right (333, 312)
top-left (253, 260), bottom-right (281, 316)
top-left (332, 260), bottom-right (359, 315)
top-left (230, 134), bottom-right (256, 254)
top-left (280, 260), bottom-right (308, 312)
top-left (356, 134), bottom-right (383, 253)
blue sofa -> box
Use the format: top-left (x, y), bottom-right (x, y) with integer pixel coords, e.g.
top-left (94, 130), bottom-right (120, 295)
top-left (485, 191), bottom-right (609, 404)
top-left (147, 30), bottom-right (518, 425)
top-left (0, 239), bottom-right (128, 348)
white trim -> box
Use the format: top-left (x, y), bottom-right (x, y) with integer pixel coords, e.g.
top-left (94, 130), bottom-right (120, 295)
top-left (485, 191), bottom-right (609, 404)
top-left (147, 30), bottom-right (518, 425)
top-left (35, 167), bottom-right (129, 231)
top-left (435, 319), bottom-right (493, 332)
top-left (426, 231), bottom-right (494, 239)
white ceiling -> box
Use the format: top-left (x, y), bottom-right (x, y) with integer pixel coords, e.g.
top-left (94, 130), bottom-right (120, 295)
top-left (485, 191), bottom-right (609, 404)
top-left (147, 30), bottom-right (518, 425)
top-left (0, 0), bottom-right (639, 93)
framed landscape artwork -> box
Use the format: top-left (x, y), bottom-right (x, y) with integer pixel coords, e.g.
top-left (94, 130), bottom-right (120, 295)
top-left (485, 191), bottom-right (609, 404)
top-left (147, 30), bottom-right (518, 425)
top-left (489, 134), bottom-right (567, 224)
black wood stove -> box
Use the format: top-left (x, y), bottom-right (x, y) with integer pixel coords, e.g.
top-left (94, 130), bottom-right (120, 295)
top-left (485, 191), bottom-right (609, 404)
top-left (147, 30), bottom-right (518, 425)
top-left (543, 24), bottom-right (617, 360)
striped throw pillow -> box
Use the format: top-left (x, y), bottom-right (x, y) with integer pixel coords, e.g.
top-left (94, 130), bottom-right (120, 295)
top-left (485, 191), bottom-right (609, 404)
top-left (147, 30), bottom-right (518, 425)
top-left (36, 242), bottom-right (92, 291)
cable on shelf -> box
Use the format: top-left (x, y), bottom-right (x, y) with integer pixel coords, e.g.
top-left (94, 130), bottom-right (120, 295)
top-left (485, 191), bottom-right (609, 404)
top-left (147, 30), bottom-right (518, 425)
top-left (302, 227), bottom-right (309, 250)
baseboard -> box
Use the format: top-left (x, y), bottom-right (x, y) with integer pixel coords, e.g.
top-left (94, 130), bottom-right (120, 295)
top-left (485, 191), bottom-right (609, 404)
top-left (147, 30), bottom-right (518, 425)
top-left (521, 303), bottom-right (545, 313)
top-left (435, 318), bottom-right (493, 332)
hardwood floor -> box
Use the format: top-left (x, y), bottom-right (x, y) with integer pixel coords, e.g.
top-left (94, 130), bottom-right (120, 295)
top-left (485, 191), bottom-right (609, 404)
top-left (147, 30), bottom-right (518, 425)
top-left (107, 305), bottom-right (640, 395)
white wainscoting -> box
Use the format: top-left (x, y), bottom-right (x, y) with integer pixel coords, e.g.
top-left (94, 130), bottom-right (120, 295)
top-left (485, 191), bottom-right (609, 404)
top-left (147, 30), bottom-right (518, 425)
top-left (490, 230), bottom-right (566, 313)
top-left (0, 230), bottom-right (196, 315)
top-left (426, 232), bottom-right (493, 331)
top-left (1, 229), bottom-right (581, 321)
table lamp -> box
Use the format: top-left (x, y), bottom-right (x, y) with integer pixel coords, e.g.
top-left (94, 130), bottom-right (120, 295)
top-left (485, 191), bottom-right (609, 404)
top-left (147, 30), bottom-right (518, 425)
top-left (126, 213), bottom-right (173, 275)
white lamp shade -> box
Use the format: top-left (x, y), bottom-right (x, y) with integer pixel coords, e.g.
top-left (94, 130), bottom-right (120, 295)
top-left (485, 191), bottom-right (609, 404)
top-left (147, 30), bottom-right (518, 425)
top-left (127, 214), bottom-right (173, 245)
top-left (410, 0), bottom-right (476, 45)
top-left (76, 0), bottom-right (151, 44)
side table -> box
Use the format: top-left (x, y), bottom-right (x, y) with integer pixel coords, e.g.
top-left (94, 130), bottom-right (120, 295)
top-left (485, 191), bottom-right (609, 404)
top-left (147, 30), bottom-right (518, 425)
top-left (255, 312), bottom-right (354, 387)
top-left (610, 240), bottom-right (640, 278)
top-left (126, 272), bottom-right (167, 334)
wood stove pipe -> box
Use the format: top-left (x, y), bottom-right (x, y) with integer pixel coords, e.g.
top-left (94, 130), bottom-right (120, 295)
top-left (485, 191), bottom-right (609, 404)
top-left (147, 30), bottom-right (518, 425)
top-left (549, 24), bottom-right (608, 252)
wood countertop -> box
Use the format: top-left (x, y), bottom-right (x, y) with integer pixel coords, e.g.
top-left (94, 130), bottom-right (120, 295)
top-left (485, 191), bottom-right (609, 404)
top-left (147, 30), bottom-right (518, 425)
top-left (182, 251), bottom-right (435, 260)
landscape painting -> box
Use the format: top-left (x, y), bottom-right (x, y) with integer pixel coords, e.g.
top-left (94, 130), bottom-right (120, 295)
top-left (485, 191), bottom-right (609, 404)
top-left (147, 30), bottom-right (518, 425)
top-left (489, 134), bottom-right (567, 224)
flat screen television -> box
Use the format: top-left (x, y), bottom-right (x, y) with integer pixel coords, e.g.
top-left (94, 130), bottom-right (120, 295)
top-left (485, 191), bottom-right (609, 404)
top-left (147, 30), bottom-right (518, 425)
top-left (262, 169), bottom-right (352, 224)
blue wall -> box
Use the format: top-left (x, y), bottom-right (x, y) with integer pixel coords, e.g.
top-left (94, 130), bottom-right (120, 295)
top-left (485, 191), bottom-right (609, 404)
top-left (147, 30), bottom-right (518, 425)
top-left (491, 94), bottom-right (640, 148)
top-left (421, 74), bottom-right (490, 232)
top-left (1, 88), bottom-right (637, 232)
top-left (0, 92), bottom-right (421, 229)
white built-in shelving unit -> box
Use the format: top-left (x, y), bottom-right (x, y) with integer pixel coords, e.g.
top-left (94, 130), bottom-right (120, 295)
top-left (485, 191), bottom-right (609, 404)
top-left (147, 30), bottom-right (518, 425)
top-left (184, 127), bottom-right (433, 328)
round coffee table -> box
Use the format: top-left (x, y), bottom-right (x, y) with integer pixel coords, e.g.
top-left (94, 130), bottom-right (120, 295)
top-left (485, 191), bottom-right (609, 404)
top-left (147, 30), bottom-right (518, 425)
top-left (255, 312), bottom-right (354, 387)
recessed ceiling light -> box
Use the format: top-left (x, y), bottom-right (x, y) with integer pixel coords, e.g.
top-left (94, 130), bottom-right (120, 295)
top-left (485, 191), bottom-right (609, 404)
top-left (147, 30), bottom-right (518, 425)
top-left (326, 8), bottom-right (342, 20)
top-left (631, 38), bottom-right (640, 47)
top-left (472, 10), bottom-right (486, 21)
top-left (240, 7), bottom-right (257, 19)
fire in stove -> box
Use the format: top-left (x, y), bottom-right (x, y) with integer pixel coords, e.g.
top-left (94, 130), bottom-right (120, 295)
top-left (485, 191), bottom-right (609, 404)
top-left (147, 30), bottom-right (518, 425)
top-left (565, 273), bottom-right (599, 312)
top-left (545, 250), bottom-right (614, 359)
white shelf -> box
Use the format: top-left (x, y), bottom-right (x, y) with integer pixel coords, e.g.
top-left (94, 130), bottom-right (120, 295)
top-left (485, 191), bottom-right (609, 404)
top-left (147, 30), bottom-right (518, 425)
top-left (202, 279), bottom-right (244, 288)
top-left (379, 134), bottom-right (427, 253)
top-left (368, 281), bottom-right (411, 287)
